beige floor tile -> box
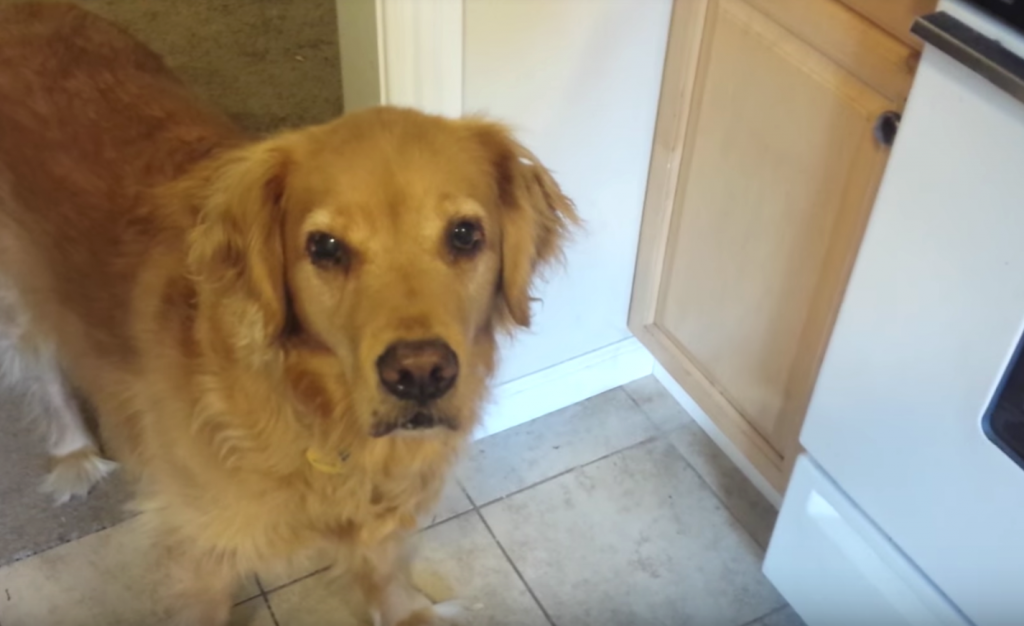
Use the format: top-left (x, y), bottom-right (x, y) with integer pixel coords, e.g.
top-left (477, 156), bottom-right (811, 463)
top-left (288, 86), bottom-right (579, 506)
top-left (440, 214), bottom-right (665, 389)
top-left (749, 605), bottom-right (807, 626)
top-left (668, 423), bottom-right (778, 549)
top-left (623, 374), bottom-right (693, 432)
top-left (481, 439), bottom-right (785, 626)
top-left (265, 567), bottom-right (369, 626)
top-left (421, 479), bottom-right (473, 528)
top-left (267, 512), bottom-right (548, 626)
top-left (0, 518), bottom-right (265, 626)
top-left (410, 512), bottom-right (548, 626)
top-left (458, 388), bottom-right (658, 505)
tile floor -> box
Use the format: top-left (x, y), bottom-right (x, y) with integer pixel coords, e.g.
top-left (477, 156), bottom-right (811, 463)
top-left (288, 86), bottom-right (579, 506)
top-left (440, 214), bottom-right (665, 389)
top-left (0, 376), bottom-right (804, 626)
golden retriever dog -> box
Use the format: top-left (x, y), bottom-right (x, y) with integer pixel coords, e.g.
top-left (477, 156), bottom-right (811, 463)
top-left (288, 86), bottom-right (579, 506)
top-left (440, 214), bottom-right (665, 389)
top-left (0, 3), bottom-right (577, 624)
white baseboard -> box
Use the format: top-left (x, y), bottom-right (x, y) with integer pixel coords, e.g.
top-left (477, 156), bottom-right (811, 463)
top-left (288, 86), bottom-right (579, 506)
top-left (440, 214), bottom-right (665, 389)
top-left (652, 363), bottom-right (783, 508)
top-left (476, 338), bottom-right (654, 439)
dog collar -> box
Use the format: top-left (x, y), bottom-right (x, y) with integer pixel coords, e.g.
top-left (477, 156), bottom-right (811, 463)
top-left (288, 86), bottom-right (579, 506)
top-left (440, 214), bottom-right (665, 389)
top-left (305, 448), bottom-right (350, 474)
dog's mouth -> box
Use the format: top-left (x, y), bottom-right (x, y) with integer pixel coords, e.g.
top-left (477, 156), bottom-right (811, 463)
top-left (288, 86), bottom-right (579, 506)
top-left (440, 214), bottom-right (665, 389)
top-left (370, 410), bottom-right (458, 438)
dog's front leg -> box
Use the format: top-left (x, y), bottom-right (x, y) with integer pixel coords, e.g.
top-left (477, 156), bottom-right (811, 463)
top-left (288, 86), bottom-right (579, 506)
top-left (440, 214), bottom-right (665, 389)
top-left (157, 539), bottom-right (239, 626)
top-left (353, 536), bottom-right (463, 626)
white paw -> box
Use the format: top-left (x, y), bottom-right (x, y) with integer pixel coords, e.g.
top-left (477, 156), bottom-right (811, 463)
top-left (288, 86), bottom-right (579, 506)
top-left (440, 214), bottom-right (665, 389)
top-left (40, 447), bottom-right (118, 504)
top-left (373, 599), bottom-right (470, 626)
top-left (429, 600), bottom-right (468, 624)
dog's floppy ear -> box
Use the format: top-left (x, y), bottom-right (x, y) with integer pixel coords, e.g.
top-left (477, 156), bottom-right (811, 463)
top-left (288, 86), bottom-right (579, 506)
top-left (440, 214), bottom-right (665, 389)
top-left (470, 121), bottom-right (580, 328)
top-left (186, 140), bottom-right (290, 356)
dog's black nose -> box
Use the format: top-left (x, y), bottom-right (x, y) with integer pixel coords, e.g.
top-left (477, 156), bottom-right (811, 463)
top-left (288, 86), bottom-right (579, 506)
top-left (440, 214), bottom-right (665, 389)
top-left (377, 340), bottom-right (459, 402)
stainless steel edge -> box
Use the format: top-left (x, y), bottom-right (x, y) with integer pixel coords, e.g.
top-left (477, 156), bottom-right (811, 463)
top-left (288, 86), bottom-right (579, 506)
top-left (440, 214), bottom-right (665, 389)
top-left (912, 11), bottom-right (1024, 105)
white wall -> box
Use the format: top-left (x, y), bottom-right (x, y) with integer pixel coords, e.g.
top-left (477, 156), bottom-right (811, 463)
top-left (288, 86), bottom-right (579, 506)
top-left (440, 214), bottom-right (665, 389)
top-left (463, 0), bottom-right (672, 386)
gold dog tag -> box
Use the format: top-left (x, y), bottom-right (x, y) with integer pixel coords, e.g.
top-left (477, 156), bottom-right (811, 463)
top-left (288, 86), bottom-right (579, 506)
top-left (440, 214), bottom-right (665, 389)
top-left (305, 448), bottom-right (349, 474)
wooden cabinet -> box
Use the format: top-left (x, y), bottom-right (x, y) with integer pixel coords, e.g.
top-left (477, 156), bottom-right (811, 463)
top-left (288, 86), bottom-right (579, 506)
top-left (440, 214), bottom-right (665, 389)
top-left (836, 0), bottom-right (936, 49)
top-left (630, 0), bottom-right (934, 494)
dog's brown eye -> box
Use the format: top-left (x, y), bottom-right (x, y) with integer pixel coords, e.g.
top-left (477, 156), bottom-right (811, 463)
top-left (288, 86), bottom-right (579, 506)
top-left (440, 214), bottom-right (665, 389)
top-left (306, 231), bottom-right (348, 268)
top-left (449, 220), bottom-right (483, 255)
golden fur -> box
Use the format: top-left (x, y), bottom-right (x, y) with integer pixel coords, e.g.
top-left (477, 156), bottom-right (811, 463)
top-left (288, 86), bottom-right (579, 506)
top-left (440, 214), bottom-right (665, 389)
top-left (0, 4), bottom-right (577, 624)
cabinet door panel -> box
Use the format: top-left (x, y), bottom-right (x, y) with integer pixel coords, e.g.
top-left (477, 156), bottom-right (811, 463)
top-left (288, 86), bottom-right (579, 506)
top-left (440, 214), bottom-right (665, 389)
top-left (655, 0), bottom-right (894, 460)
top-left (836, 0), bottom-right (937, 50)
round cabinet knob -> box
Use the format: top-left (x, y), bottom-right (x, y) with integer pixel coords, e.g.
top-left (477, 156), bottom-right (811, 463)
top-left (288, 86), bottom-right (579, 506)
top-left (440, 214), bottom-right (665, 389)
top-left (874, 110), bottom-right (901, 147)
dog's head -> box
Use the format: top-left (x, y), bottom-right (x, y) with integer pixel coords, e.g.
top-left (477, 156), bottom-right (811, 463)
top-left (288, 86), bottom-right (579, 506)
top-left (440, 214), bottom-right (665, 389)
top-left (187, 107), bottom-right (578, 443)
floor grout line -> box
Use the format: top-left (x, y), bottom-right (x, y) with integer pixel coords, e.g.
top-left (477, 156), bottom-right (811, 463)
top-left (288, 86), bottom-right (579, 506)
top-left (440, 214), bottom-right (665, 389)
top-left (621, 382), bottom-right (669, 434)
top-left (469, 433), bottom-right (661, 509)
top-left (468, 497), bottom-right (558, 626)
top-left (456, 480), bottom-right (477, 510)
top-left (256, 565), bottom-right (334, 596)
top-left (735, 603), bottom-right (791, 626)
top-left (259, 585), bottom-right (282, 626)
top-left (246, 504), bottom-right (478, 603)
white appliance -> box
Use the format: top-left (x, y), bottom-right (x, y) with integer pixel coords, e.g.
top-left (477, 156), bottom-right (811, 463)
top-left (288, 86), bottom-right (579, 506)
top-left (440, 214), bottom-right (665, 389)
top-left (763, 2), bottom-right (1024, 625)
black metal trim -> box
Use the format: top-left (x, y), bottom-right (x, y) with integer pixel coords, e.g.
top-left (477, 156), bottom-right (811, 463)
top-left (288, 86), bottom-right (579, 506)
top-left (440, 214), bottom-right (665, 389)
top-left (981, 324), bottom-right (1024, 475)
top-left (912, 11), bottom-right (1024, 105)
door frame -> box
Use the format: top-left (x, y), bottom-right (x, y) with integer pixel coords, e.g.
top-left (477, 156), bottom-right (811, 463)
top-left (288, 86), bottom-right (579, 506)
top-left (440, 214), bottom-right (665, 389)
top-left (335, 0), bottom-right (463, 117)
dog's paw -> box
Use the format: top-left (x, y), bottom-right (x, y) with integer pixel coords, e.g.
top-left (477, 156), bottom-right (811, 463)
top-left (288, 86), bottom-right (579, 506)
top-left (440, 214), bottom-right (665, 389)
top-left (428, 600), bottom-right (468, 624)
top-left (373, 599), bottom-right (470, 626)
top-left (394, 601), bottom-right (468, 626)
top-left (40, 447), bottom-right (118, 504)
